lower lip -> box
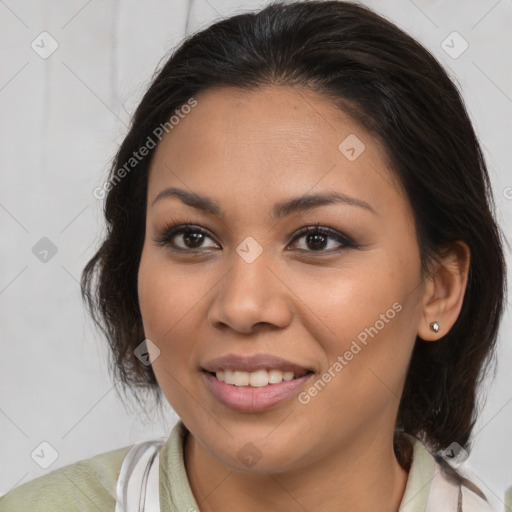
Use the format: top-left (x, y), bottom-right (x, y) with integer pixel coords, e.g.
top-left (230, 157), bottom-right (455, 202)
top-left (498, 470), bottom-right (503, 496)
top-left (202, 371), bottom-right (313, 413)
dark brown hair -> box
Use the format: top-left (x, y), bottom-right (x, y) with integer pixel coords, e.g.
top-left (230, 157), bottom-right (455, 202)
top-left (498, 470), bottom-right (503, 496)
top-left (81, 0), bottom-right (506, 476)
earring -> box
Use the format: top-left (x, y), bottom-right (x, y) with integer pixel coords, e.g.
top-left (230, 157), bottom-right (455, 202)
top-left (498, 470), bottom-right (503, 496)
top-left (430, 321), bottom-right (440, 333)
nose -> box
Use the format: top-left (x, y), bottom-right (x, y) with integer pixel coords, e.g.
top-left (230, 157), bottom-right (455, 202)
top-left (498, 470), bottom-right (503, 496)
top-left (207, 247), bottom-right (293, 335)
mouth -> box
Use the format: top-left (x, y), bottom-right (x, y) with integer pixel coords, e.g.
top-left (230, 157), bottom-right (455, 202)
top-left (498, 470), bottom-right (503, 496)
top-left (201, 354), bottom-right (315, 413)
top-left (200, 354), bottom-right (315, 412)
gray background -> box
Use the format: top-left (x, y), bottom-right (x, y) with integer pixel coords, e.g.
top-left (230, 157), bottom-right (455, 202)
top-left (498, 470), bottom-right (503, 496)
top-left (1, 0), bottom-right (511, 508)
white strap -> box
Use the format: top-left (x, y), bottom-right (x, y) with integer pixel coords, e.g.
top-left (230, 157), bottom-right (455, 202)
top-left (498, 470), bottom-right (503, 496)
top-left (425, 462), bottom-right (495, 512)
top-left (144, 446), bottom-right (161, 511)
top-left (460, 485), bottom-right (496, 512)
top-left (424, 464), bottom-right (461, 511)
top-left (115, 440), bottom-right (164, 512)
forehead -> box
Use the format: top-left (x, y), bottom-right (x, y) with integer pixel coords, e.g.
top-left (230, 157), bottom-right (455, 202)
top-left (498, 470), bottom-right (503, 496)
top-left (147, 85), bottom-right (406, 219)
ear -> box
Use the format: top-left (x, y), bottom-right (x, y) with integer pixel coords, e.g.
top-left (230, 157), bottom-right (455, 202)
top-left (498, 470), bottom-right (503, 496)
top-left (417, 241), bottom-right (470, 341)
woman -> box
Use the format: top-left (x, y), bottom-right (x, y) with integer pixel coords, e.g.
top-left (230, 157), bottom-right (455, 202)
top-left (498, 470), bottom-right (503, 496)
top-left (2, 1), bottom-right (507, 510)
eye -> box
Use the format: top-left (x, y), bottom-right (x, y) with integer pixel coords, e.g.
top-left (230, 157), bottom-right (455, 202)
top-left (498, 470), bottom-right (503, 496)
top-left (288, 223), bottom-right (357, 253)
top-left (153, 223), bottom-right (219, 251)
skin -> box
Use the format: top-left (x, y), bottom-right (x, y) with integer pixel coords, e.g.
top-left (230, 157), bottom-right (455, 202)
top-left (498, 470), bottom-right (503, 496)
top-left (137, 85), bottom-right (470, 512)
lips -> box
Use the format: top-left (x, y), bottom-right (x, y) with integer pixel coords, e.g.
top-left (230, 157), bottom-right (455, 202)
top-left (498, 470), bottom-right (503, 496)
top-left (201, 353), bottom-right (315, 412)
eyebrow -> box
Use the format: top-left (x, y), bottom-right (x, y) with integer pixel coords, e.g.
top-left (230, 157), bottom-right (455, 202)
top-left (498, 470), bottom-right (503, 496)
top-left (151, 186), bottom-right (376, 219)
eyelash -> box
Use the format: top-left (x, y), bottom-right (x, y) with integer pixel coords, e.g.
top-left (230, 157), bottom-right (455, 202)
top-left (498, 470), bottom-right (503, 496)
top-left (152, 221), bottom-right (359, 255)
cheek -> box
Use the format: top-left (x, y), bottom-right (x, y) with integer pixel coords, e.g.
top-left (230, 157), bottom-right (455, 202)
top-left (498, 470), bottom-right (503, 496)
top-left (138, 248), bottom-right (200, 336)
top-left (287, 254), bottom-right (405, 343)
top-left (291, 253), bottom-right (418, 401)
top-left (137, 249), bottom-right (166, 333)
top-left (137, 250), bottom-right (187, 387)
top-left (137, 248), bottom-right (212, 377)
top-left (137, 249), bottom-right (202, 414)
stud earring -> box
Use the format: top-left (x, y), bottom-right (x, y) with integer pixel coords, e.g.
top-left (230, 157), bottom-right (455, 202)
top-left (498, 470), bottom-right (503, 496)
top-left (429, 321), bottom-right (440, 333)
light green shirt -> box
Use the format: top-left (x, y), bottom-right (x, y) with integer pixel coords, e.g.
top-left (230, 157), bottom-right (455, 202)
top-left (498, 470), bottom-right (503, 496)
top-left (0, 420), bottom-right (490, 511)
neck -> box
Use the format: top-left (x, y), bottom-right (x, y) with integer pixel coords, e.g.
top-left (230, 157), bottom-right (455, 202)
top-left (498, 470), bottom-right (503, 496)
top-left (183, 426), bottom-right (410, 512)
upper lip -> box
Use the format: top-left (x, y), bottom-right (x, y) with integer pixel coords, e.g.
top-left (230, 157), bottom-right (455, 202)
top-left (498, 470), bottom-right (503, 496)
top-left (202, 354), bottom-right (313, 375)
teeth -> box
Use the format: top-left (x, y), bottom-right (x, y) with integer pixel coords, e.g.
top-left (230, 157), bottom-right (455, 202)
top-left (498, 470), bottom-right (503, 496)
top-left (214, 369), bottom-right (298, 386)
top-left (249, 369), bottom-right (268, 387)
top-left (234, 370), bottom-right (250, 386)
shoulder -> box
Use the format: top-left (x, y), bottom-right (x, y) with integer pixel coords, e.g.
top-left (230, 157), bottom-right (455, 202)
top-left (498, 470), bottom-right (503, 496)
top-left (0, 444), bottom-right (133, 512)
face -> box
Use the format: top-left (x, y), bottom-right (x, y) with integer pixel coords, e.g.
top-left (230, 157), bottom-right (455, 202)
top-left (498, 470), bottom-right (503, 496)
top-left (137, 85), bottom-right (427, 473)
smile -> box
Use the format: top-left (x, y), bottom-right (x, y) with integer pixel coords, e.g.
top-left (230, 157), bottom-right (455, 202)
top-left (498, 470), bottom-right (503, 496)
top-left (202, 370), bottom-right (314, 413)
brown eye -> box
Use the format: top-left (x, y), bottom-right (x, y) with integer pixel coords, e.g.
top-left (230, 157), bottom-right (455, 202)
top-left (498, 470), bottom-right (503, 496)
top-left (181, 230), bottom-right (207, 248)
top-left (153, 224), bottom-right (219, 251)
top-left (289, 225), bottom-right (356, 253)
